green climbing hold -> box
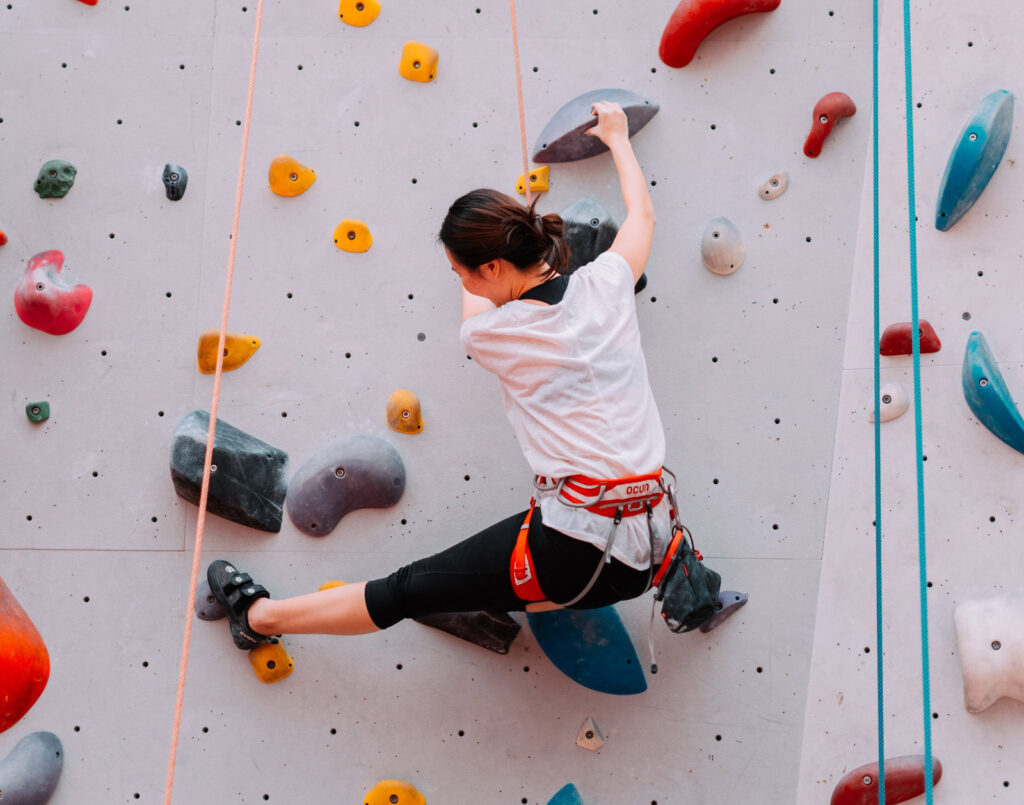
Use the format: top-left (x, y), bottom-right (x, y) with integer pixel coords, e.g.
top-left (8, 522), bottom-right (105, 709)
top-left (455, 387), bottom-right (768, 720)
top-left (34, 160), bottom-right (77, 199)
top-left (25, 402), bottom-right (49, 423)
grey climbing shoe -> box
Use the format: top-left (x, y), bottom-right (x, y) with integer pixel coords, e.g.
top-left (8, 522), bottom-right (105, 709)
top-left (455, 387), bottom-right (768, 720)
top-left (206, 559), bottom-right (271, 650)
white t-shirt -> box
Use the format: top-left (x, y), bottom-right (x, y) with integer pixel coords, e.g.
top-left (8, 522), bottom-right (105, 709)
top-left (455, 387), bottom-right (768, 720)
top-left (460, 250), bottom-right (671, 569)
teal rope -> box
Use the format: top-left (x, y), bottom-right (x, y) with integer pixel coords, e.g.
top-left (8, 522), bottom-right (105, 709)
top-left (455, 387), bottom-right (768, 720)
top-left (900, 0), bottom-right (935, 801)
top-left (871, 0), bottom-right (885, 800)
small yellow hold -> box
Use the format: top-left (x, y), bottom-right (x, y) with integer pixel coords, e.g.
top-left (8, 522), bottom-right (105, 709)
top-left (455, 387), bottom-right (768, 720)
top-left (318, 580), bottom-right (348, 591)
top-left (196, 330), bottom-right (261, 374)
top-left (333, 219), bottom-right (373, 253)
top-left (516, 165), bottom-right (550, 195)
top-left (248, 638), bottom-right (294, 684)
top-left (386, 389), bottom-right (423, 434)
top-left (338, 0), bottom-right (380, 26)
top-left (399, 42), bottom-right (438, 83)
top-left (364, 779), bottom-right (425, 805)
top-left (268, 154), bottom-right (316, 197)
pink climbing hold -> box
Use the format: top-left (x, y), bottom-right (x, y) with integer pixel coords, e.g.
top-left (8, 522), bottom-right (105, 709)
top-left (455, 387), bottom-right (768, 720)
top-left (14, 250), bottom-right (93, 335)
top-left (804, 92), bottom-right (857, 157)
top-left (879, 320), bottom-right (941, 356)
top-left (658, 0), bottom-right (782, 69)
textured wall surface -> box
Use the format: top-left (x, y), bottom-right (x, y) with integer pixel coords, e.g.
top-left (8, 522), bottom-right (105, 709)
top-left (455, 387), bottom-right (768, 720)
top-left (7, 0), bottom-right (993, 802)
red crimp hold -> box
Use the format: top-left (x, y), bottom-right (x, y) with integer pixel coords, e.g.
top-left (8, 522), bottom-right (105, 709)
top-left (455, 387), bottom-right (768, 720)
top-left (803, 92), bottom-right (857, 157)
top-left (14, 250), bottom-right (93, 335)
top-left (830, 755), bottom-right (942, 805)
top-left (658, 0), bottom-right (782, 69)
top-left (879, 320), bottom-right (941, 356)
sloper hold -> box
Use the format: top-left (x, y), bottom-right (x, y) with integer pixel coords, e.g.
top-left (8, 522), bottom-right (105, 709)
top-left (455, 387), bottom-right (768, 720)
top-left (413, 610), bottom-right (520, 654)
top-left (248, 637), bottom-right (293, 684)
top-left (868, 381), bottom-right (910, 423)
top-left (0, 731), bottom-right (63, 804)
top-left (399, 41), bottom-right (438, 82)
top-left (196, 330), bottom-right (261, 374)
top-left (935, 90), bottom-right (1014, 231)
top-left (804, 92), bottom-right (857, 157)
top-left (162, 163), bottom-right (188, 201)
top-left (33, 160), bottom-right (76, 199)
top-left (14, 250), bottom-right (92, 336)
top-left (699, 589), bottom-right (748, 632)
top-left (526, 606), bottom-right (647, 695)
top-left (533, 89), bottom-right (658, 164)
top-left (516, 166), bottom-right (550, 195)
top-left (333, 219), bottom-right (372, 253)
top-left (25, 402), bottom-right (50, 424)
top-left (547, 783), bottom-right (585, 805)
top-left (701, 217), bottom-right (745, 275)
top-left (194, 579), bottom-right (225, 621)
top-left (962, 331), bottom-right (1024, 455)
top-left (338, 0), bottom-right (380, 26)
top-left (386, 389), bottom-right (423, 434)
top-left (954, 592), bottom-right (1024, 712)
top-left (170, 410), bottom-right (288, 533)
top-left (0, 578), bottom-right (50, 734)
top-left (286, 434), bottom-right (406, 536)
top-left (268, 154), bottom-right (316, 196)
top-left (879, 320), bottom-right (940, 356)
top-left (364, 779), bottom-right (425, 805)
top-left (561, 197), bottom-right (618, 274)
top-left (659, 0), bottom-right (781, 68)
top-left (830, 755), bottom-right (942, 805)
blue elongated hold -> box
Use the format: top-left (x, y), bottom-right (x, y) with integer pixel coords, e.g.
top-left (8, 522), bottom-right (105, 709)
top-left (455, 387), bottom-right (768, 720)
top-left (935, 90), bottom-right (1013, 231)
top-left (547, 783), bottom-right (585, 805)
top-left (962, 331), bottom-right (1024, 455)
top-left (533, 88), bottom-right (659, 164)
top-left (526, 605), bottom-right (647, 695)
top-left (0, 731), bottom-right (63, 805)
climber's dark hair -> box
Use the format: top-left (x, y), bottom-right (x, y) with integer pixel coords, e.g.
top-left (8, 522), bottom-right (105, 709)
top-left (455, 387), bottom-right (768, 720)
top-left (439, 188), bottom-right (569, 276)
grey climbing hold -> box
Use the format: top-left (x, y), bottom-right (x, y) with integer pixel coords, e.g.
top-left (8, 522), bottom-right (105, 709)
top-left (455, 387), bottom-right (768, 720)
top-left (169, 410), bottom-right (289, 533)
top-left (33, 160), bottom-right (77, 199)
top-left (560, 197), bottom-right (647, 294)
top-left (701, 217), bottom-right (745, 276)
top-left (0, 731), bottom-right (63, 805)
top-left (286, 434), bottom-right (405, 537)
top-left (575, 717), bottom-right (606, 751)
top-left (162, 163), bottom-right (188, 201)
top-left (699, 590), bottom-right (749, 632)
top-left (194, 578), bottom-right (225, 620)
top-left (533, 88), bottom-right (659, 164)
top-left (413, 610), bottom-right (521, 654)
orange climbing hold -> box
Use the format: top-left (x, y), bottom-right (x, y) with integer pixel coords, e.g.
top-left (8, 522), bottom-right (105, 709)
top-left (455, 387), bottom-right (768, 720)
top-left (318, 580), bottom-right (348, 591)
top-left (0, 577), bottom-right (50, 734)
top-left (516, 166), bottom-right (550, 195)
top-left (248, 638), bottom-right (293, 684)
top-left (338, 0), bottom-right (380, 26)
top-left (268, 154), bottom-right (316, 197)
top-left (364, 779), bottom-right (426, 805)
top-left (196, 330), bottom-right (261, 374)
top-left (399, 42), bottom-right (438, 82)
top-left (879, 320), bottom-right (941, 356)
top-left (386, 389), bottom-right (424, 434)
top-left (333, 219), bottom-right (373, 252)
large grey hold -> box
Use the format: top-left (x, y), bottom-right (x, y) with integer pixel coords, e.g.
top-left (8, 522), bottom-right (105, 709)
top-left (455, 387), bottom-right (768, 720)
top-left (0, 731), bottom-right (63, 805)
top-left (532, 88), bottom-right (659, 164)
top-left (170, 410), bottom-right (289, 532)
top-left (287, 434), bottom-right (406, 536)
top-left (163, 163), bottom-right (188, 201)
top-left (559, 197), bottom-right (647, 293)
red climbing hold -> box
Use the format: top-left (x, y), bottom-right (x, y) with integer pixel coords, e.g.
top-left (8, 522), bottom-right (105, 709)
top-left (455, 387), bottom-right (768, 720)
top-left (879, 320), bottom-right (941, 356)
top-left (0, 231), bottom-right (8, 246)
top-left (77, 0), bottom-right (99, 5)
top-left (0, 577), bottom-right (50, 734)
top-left (658, 0), bottom-right (781, 69)
top-left (14, 250), bottom-right (93, 335)
top-left (803, 92), bottom-right (857, 157)
top-left (830, 755), bottom-right (942, 805)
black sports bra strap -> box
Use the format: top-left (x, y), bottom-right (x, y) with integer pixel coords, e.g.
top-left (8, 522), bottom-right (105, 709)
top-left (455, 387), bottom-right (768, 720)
top-left (519, 274), bottom-right (569, 305)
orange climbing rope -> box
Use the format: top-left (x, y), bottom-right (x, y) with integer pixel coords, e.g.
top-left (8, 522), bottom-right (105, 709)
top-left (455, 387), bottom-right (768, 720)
top-left (509, 0), bottom-right (532, 208)
top-left (162, 0), bottom-right (266, 802)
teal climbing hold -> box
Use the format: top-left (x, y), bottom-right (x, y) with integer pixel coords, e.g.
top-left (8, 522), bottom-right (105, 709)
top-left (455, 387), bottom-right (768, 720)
top-left (935, 90), bottom-right (1013, 231)
top-left (962, 331), bottom-right (1024, 455)
top-left (526, 605), bottom-right (647, 695)
top-left (547, 783), bottom-right (585, 805)
top-left (25, 402), bottom-right (49, 423)
top-left (0, 731), bottom-right (63, 805)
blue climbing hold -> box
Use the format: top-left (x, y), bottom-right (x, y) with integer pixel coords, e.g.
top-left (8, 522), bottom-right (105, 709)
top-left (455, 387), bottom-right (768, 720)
top-left (526, 605), bottom-right (646, 695)
top-left (547, 783), bottom-right (585, 805)
top-left (935, 90), bottom-right (1013, 231)
top-left (962, 331), bottom-right (1024, 455)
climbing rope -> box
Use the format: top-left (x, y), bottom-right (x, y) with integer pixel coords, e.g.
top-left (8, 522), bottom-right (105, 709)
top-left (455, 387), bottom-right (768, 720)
top-left (162, 0), bottom-right (266, 802)
top-left (508, 0), bottom-right (532, 208)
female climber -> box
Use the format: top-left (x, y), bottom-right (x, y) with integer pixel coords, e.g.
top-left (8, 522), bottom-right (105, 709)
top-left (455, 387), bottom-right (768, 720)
top-left (207, 100), bottom-right (674, 648)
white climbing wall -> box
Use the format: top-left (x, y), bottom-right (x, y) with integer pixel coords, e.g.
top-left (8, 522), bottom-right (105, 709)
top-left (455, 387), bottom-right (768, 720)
top-left (8, 0), bottom-right (1012, 802)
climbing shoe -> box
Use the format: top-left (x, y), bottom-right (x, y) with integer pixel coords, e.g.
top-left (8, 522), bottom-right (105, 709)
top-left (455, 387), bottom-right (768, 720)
top-left (206, 559), bottom-right (271, 650)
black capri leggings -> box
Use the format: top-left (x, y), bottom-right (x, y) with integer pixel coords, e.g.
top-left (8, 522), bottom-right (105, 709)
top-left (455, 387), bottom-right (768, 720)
top-left (364, 507), bottom-right (653, 629)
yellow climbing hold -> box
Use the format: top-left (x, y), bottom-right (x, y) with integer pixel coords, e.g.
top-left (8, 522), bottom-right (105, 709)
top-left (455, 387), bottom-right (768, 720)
top-left (196, 330), bottom-right (261, 374)
top-left (386, 389), bottom-right (423, 434)
top-left (248, 638), bottom-right (294, 684)
top-left (318, 580), bottom-right (348, 591)
top-left (364, 779), bottom-right (425, 805)
top-left (516, 166), bottom-right (549, 195)
top-left (268, 154), bottom-right (316, 197)
top-left (338, 0), bottom-right (380, 26)
top-left (333, 219), bottom-right (373, 253)
top-left (398, 42), bottom-right (438, 83)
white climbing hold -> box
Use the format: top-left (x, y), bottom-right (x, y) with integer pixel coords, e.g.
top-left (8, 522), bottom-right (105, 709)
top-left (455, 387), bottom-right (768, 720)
top-left (868, 381), bottom-right (910, 423)
top-left (701, 217), bottom-right (745, 276)
top-left (954, 592), bottom-right (1024, 713)
top-left (758, 172), bottom-right (788, 200)
top-left (576, 716), bottom-right (606, 751)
